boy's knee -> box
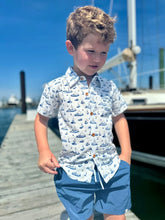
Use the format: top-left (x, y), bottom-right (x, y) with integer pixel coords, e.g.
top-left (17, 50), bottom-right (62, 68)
top-left (87, 214), bottom-right (94, 220)
top-left (104, 214), bottom-right (126, 220)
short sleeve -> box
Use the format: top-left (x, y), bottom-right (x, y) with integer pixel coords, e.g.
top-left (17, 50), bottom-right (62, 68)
top-left (37, 81), bottom-right (60, 118)
top-left (111, 81), bottom-right (127, 117)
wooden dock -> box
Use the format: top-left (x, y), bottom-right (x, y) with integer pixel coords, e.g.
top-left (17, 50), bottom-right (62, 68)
top-left (0, 112), bottom-right (140, 220)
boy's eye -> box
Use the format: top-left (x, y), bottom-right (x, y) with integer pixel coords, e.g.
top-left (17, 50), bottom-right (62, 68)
top-left (86, 50), bottom-right (108, 55)
top-left (101, 52), bottom-right (107, 55)
top-left (87, 50), bottom-right (95, 53)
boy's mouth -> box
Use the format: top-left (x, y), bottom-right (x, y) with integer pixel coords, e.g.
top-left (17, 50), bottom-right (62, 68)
top-left (89, 65), bottom-right (99, 69)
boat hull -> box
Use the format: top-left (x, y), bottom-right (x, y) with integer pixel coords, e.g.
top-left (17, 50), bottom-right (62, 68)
top-left (113, 107), bottom-right (165, 157)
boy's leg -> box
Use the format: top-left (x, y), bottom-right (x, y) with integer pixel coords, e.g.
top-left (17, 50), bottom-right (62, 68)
top-left (87, 214), bottom-right (94, 220)
top-left (103, 214), bottom-right (126, 220)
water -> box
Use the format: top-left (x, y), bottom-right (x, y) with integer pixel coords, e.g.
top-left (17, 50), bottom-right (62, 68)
top-left (131, 162), bottom-right (165, 220)
top-left (0, 108), bottom-right (21, 146)
top-left (0, 109), bottom-right (165, 219)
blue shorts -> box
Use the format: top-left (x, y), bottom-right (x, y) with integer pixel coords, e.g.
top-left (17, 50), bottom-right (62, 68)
top-left (54, 160), bottom-right (131, 220)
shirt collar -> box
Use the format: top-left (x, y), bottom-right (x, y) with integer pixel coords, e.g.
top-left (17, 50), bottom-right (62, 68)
top-left (65, 66), bottom-right (102, 88)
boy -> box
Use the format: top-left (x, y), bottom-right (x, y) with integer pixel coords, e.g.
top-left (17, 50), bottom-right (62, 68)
top-left (34, 6), bottom-right (132, 220)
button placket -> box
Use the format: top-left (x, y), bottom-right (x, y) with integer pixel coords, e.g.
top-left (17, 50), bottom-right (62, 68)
top-left (89, 87), bottom-right (97, 159)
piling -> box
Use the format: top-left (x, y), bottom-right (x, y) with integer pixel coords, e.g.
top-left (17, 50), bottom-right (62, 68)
top-left (149, 75), bottom-right (153, 89)
top-left (159, 48), bottom-right (165, 89)
top-left (20, 70), bottom-right (26, 114)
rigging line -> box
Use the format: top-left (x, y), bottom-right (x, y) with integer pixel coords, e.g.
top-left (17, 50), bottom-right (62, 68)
top-left (91, 0), bottom-right (94, 6)
top-left (155, 0), bottom-right (160, 50)
top-left (107, 68), bottom-right (165, 83)
top-left (109, 0), bottom-right (113, 16)
top-left (141, 0), bottom-right (144, 74)
top-left (138, 68), bottom-right (165, 76)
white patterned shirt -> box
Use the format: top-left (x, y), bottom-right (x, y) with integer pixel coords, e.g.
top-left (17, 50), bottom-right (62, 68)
top-left (37, 67), bottom-right (127, 183)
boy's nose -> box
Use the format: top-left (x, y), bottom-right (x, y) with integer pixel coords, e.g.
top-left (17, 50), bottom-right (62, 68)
top-left (93, 54), bottom-right (101, 62)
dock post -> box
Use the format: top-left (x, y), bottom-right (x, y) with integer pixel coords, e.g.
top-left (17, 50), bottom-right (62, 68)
top-left (149, 75), bottom-right (153, 89)
top-left (20, 71), bottom-right (26, 114)
top-left (159, 48), bottom-right (164, 89)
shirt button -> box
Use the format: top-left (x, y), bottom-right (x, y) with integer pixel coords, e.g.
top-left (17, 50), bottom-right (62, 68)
top-left (92, 133), bottom-right (95, 137)
top-left (90, 112), bottom-right (93, 116)
top-left (85, 92), bottom-right (89, 96)
top-left (93, 154), bottom-right (96, 158)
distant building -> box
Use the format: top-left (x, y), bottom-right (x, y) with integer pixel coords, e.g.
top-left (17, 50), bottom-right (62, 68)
top-left (26, 96), bottom-right (33, 105)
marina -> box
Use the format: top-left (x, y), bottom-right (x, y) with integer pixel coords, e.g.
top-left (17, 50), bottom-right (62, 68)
top-left (0, 0), bottom-right (165, 219)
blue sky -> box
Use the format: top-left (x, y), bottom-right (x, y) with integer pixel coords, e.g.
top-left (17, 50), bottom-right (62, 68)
top-left (0, 0), bottom-right (165, 101)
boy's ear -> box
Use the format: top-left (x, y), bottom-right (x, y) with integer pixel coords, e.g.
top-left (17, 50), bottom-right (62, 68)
top-left (66, 40), bottom-right (75, 55)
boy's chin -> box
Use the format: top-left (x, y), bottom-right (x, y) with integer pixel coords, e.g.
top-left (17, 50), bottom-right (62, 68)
top-left (83, 72), bottom-right (97, 77)
top-left (74, 67), bottom-right (98, 76)
top-left (85, 68), bottom-right (100, 76)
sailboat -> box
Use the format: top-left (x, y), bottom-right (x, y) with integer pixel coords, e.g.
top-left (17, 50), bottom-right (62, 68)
top-left (99, 0), bottom-right (165, 167)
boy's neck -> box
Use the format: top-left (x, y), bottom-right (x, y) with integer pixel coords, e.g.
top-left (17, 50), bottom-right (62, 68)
top-left (85, 74), bottom-right (95, 86)
top-left (73, 68), bottom-right (97, 86)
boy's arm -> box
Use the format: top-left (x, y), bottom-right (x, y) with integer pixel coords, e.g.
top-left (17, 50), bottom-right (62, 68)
top-left (113, 113), bottom-right (132, 164)
top-left (34, 113), bottom-right (60, 174)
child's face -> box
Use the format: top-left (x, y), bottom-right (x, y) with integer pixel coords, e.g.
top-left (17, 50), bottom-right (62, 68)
top-left (66, 34), bottom-right (110, 77)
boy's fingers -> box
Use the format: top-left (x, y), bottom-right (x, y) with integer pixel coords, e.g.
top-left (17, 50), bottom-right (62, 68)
top-left (38, 154), bottom-right (60, 174)
top-left (39, 164), bottom-right (58, 175)
top-left (51, 155), bottom-right (60, 168)
top-left (44, 166), bottom-right (58, 175)
top-left (38, 161), bottom-right (54, 171)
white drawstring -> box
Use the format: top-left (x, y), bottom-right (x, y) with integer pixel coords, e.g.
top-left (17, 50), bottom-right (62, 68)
top-left (98, 171), bottom-right (104, 190)
top-left (94, 168), bottom-right (97, 182)
top-left (94, 166), bottom-right (104, 190)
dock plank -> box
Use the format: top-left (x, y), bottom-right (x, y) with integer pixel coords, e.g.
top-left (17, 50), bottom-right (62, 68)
top-left (0, 114), bottom-right (139, 220)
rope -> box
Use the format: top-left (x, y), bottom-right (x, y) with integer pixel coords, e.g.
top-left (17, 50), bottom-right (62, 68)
top-left (109, 0), bottom-right (114, 16)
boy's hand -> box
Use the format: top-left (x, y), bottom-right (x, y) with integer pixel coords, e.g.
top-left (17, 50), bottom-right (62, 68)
top-left (38, 150), bottom-right (60, 175)
top-left (119, 153), bottom-right (131, 165)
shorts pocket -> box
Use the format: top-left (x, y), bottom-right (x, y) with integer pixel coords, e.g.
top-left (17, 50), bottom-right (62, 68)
top-left (121, 159), bottom-right (130, 167)
top-left (54, 167), bottom-right (63, 182)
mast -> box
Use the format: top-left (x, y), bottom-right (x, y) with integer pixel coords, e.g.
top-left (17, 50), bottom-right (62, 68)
top-left (127, 0), bottom-right (138, 90)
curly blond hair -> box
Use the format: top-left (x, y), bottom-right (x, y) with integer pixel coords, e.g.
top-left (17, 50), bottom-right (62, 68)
top-left (66, 6), bottom-right (116, 49)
